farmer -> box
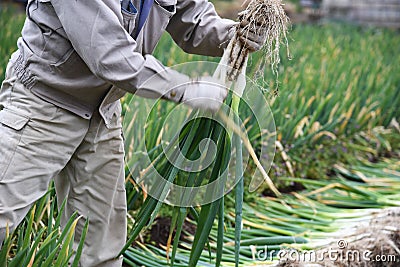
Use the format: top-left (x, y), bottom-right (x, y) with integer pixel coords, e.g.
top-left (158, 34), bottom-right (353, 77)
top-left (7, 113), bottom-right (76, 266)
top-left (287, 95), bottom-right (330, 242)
top-left (0, 0), bottom-right (265, 265)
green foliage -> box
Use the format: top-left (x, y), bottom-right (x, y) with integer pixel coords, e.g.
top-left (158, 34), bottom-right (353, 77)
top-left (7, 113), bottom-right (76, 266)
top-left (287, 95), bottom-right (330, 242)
top-left (267, 24), bottom-right (400, 143)
top-left (0, 190), bottom-right (89, 266)
top-left (0, 6), bottom-right (25, 80)
top-left (153, 24), bottom-right (400, 145)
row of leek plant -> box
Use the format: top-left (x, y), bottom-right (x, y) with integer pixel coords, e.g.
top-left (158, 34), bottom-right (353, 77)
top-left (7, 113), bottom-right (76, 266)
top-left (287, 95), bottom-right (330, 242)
top-left (121, 154), bottom-right (400, 266)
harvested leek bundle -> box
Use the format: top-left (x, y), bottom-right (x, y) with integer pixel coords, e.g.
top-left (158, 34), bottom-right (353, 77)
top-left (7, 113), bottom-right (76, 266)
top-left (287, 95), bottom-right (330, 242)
top-left (214, 0), bottom-right (289, 196)
top-left (121, 1), bottom-right (290, 266)
top-left (213, 1), bottom-right (289, 266)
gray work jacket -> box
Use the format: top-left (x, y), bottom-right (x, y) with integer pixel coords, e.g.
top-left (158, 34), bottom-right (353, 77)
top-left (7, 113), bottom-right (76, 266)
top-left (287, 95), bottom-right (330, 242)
top-left (12, 0), bottom-right (235, 127)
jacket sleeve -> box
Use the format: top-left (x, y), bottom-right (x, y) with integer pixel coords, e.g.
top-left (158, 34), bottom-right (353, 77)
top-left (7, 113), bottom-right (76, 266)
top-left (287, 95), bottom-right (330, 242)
top-left (166, 0), bottom-right (237, 57)
top-left (50, 0), bottom-right (188, 101)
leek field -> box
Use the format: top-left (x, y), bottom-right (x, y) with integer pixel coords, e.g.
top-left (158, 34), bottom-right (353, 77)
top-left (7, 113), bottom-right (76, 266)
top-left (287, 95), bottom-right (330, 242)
top-left (0, 5), bottom-right (399, 267)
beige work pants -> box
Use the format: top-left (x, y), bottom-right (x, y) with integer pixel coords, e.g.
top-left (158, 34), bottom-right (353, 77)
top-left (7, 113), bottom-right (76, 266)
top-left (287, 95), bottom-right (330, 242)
top-left (0, 59), bottom-right (127, 267)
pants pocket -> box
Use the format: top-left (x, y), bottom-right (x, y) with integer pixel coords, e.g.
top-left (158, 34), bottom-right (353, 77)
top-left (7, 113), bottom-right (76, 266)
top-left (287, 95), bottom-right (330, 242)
top-left (0, 108), bottom-right (30, 180)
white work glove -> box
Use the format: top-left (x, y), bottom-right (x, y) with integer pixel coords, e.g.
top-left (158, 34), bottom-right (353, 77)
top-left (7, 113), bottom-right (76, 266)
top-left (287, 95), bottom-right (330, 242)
top-left (134, 68), bottom-right (227, 113)
top-left (237, 19), bottom-right (267, 52)
top-left (175, 77), bottom-right (228, 113)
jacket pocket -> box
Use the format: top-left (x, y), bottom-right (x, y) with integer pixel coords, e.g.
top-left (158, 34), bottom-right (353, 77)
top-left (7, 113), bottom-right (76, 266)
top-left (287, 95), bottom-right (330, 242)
top-left (121, 0), bottom-right (138, 36)
top-left (50, 48), bottom-right (81, 75)
top-left (138, 0), bottom-right (176, 54)
top-left (27, 0), bottom-right (71, 63)
top-left (0, 108), bottom-right (30, 180)
top-left (155, 0), bottom-right (176, 17)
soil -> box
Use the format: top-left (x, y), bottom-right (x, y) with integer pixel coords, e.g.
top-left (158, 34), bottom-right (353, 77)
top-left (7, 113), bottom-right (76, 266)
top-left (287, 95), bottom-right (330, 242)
top-left (149, 217), bottom-right (197, 248)
top-left (262, 181), bottom-right (306, 197)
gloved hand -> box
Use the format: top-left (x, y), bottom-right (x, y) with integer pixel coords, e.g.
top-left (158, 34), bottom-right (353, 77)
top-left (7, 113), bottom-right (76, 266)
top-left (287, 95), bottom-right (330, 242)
top-left (174, 77), bottom-right (228, 113)
top-left (237, 19), bottom-right (267, 52)
top-left (134, 68), bottom-right (227, 112)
